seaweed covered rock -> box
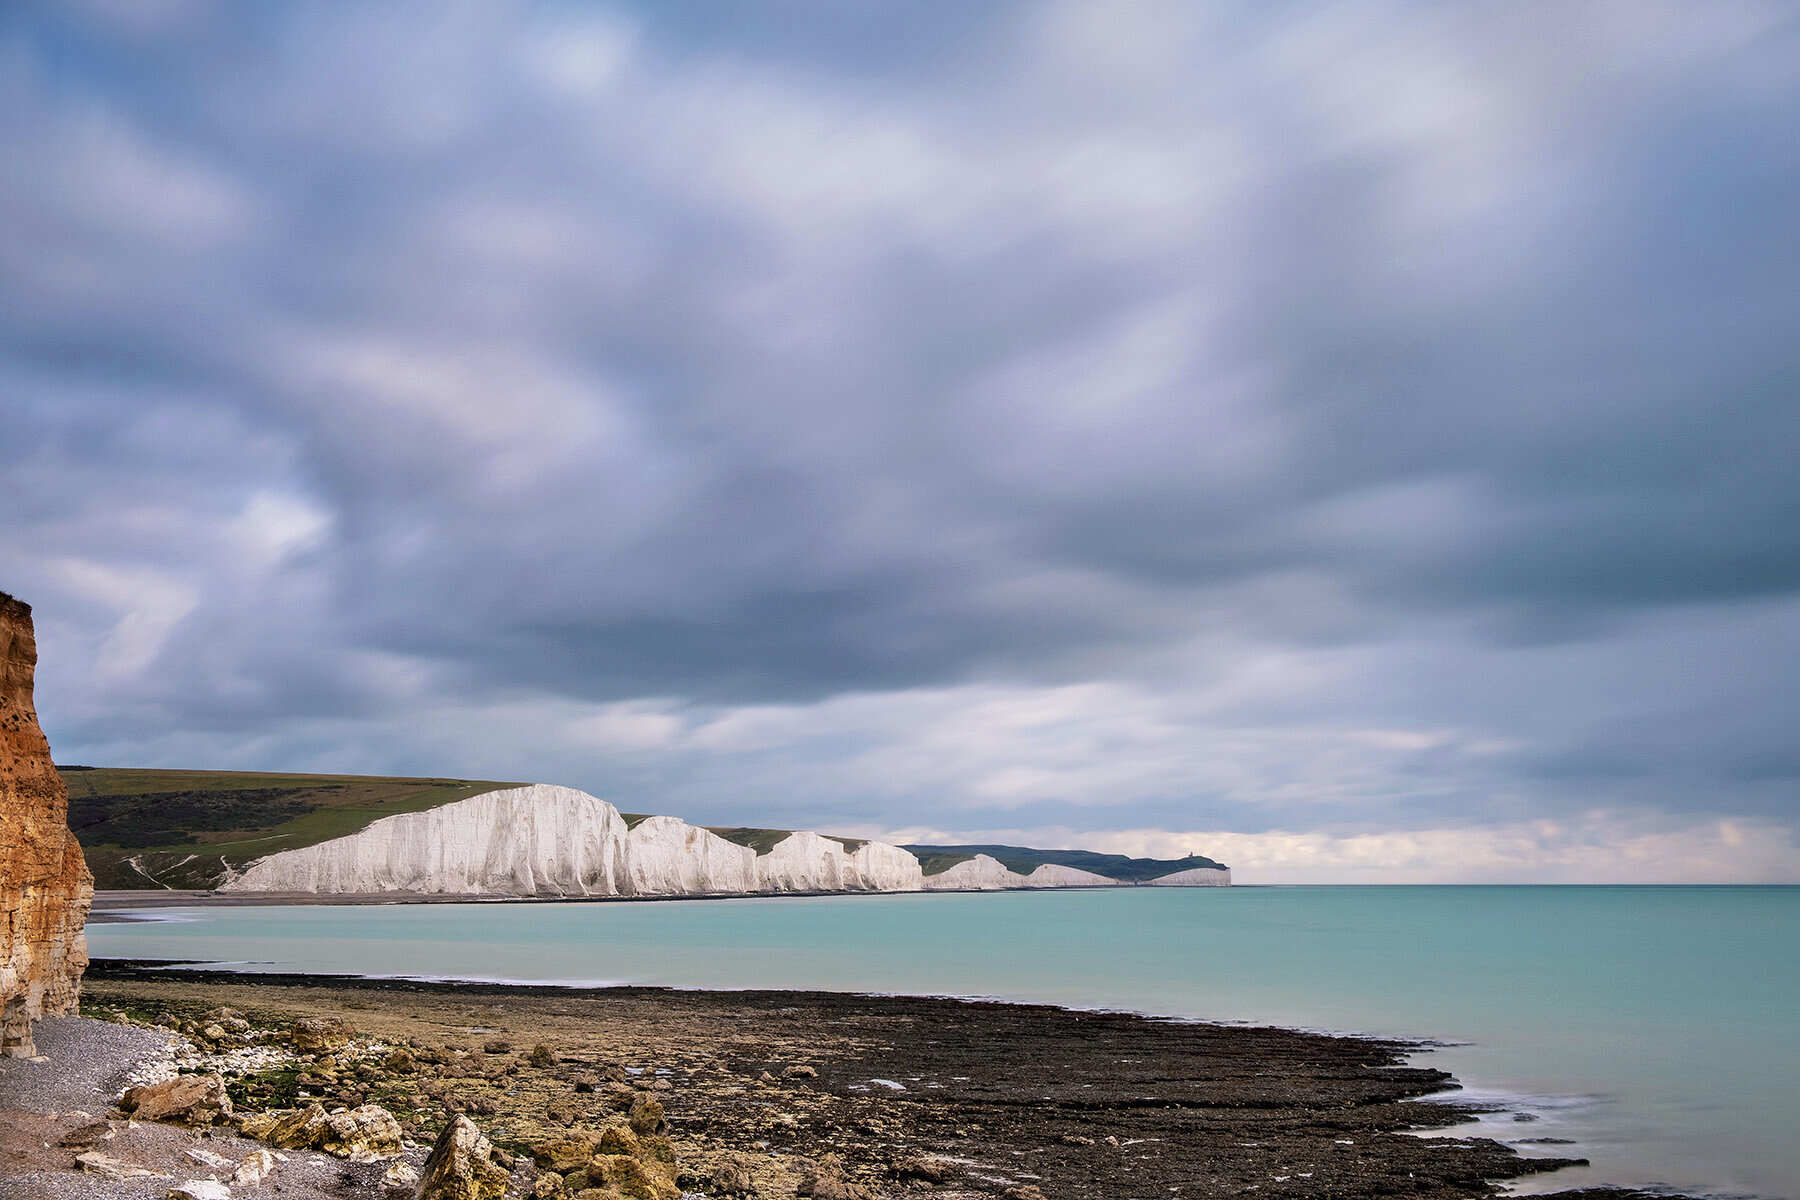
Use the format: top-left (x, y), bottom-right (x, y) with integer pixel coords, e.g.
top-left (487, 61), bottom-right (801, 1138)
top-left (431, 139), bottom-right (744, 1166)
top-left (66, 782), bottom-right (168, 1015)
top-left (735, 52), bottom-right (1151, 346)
top-left (0, 593), bottom-right (91, 1058)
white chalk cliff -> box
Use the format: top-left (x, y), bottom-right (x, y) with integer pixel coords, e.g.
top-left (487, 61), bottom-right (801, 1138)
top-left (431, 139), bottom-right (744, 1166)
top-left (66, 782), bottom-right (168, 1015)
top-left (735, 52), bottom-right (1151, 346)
top-left (221, 784), bottom-right (1227, 896)
top-left (921, 856), bottom-right (1118, 890)
top-left (1145, 866), bottom-right (1231, 886)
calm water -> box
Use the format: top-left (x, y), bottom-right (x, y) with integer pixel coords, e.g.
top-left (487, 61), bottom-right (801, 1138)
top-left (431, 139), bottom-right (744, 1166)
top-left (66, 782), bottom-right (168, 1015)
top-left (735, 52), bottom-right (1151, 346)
top-left (88, 886), bottom-right (1799, 1199)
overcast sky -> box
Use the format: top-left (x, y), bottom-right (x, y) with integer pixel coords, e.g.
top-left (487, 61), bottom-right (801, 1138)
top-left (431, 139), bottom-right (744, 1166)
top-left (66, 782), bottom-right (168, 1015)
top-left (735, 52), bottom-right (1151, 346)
top-left (4, 1), bottom-right (1798, 882)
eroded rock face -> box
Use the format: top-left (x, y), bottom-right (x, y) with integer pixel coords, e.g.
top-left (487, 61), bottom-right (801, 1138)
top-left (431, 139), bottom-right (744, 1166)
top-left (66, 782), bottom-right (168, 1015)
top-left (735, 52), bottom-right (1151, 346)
top-left (0, 592), bottom-right (92, 1058)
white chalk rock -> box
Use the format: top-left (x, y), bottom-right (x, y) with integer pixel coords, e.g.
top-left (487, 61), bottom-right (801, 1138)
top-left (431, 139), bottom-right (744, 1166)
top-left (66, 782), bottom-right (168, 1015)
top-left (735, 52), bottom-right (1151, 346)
top-left (233, 1149), bottom-right (275, 1186)
top-left (922, 854), bottom-right (1029, 890)
top-left (624, 817), bottom-right (759, 895)
top-left (1022, 864), bottom-right (1115, 887)
top-left (222, 785), bottom-right (630, 895)
top-left (755, 832), bottom-right (925, 893)
top-left (1146, 866), bottom-right (1232, 886)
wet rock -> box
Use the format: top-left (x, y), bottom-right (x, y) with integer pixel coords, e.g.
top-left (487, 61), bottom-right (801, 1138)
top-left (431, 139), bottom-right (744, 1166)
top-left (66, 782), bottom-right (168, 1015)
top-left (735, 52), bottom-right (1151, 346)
top-left (709, 1151), bottom-right (759, 1196)
top-left (417, 1114), bottom-right (510, 1200)
top-left (591, 1152), bottom-right (678, 1200)
top-left (782, 1064), bottom-right (818, 1079)
top-left (890, 1154), bottom-right (951, 1184)
top-left (596, 1122), bottom-right (640, 1157)
top-left (627, 1094), bottom-right (666, 1136)
top-left (528, 1171), bottom-right (564, 1199)
top-left (796, 1154), bottom-right (875, 1200)
top-left (1000, 1187), bottom-right (1046, 1200)
top-left (544, 1095), bottom-right (582, 1126)
top-left (534, 1137), bottom-right (596, 1174)
top-left (121, 1073), bottom-right (234, 1125)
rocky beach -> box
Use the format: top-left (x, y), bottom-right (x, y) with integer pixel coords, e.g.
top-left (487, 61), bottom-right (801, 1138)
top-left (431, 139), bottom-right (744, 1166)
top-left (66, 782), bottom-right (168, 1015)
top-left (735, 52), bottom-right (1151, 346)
top-left (0, 957), bottom-right (1690, 1200)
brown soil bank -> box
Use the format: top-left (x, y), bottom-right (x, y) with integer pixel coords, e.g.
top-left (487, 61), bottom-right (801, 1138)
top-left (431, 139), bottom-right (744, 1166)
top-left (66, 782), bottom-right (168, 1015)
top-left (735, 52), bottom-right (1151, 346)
top-left (81, 960), bottom-right (1683, 1200)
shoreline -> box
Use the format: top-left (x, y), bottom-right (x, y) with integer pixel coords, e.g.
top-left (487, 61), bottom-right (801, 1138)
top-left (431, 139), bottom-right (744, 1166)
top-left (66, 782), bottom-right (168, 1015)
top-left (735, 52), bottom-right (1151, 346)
top-left (87, 887), bottom-right (1171, 916)
top-left (61, 957), bottom-right (1696, 1200)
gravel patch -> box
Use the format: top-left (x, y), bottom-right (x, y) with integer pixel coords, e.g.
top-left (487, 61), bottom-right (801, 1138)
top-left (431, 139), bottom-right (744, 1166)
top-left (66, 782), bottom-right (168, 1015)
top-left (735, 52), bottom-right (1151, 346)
top-left (0, 1015), bottom-right (173, 1114)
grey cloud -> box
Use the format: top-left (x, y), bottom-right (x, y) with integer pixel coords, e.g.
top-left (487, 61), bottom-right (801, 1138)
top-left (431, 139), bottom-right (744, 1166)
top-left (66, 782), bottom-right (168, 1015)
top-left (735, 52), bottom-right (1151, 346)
top-left (2, 1), bottom-right (1798, 843)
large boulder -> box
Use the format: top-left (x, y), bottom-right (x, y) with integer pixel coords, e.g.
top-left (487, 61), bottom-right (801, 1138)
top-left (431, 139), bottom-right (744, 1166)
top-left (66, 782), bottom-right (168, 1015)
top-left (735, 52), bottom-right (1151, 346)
top-left (242, 1102), bottom-right (402, 1160)
top-left (0, 593), bottom-right (92, 1058)
top-left (120, 1073), bottom-right (233, 1126)
top-left (321, 1104), bottom-right (404, 1161)
top-left (290, 1017), bottom-right (354, 1053)
top-left (417, 1115), bottom-right (510, 1200)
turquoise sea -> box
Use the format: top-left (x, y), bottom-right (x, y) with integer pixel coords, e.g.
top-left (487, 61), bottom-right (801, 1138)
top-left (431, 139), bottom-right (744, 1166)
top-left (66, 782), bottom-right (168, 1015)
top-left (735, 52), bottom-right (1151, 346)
top-left (88, 886), bottom-right (1799, 1199)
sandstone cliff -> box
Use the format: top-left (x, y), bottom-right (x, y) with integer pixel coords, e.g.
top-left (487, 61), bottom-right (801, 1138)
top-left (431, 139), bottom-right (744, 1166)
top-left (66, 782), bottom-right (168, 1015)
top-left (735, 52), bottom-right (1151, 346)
top-left (0, 593), bottom-right (92, 1057)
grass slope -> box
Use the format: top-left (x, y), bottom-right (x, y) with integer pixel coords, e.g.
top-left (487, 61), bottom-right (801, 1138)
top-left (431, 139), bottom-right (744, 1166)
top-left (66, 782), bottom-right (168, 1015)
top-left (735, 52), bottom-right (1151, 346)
top-left (61, 766), bottom-right (523, 889)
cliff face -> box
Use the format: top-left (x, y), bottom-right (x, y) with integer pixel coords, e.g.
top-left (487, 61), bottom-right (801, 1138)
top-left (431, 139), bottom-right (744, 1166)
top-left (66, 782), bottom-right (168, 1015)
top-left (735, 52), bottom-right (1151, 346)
top-left (1145, 866), bottom-right (1231, 886)
top-left (219, 784), bottom-right (1228, 897)
top-left (0, 594), bottom-right (92, 1058)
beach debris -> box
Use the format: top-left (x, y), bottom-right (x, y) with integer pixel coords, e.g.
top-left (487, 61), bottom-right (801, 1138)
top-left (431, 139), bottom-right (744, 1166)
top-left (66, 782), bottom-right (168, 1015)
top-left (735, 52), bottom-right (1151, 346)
top-left (290, 1017), bottom-right (354, 1053)
top-left (168, 1180), bottom-right (232, 1200)
top-left (120, 1072), bottom-right (234, 1126)
top-left (76, 1150), bottom-right (168, 1180)
top-left (233, 1148), bottom-right (276, 1186)
top-left (418, 1114), bottom-right (511, 1200)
